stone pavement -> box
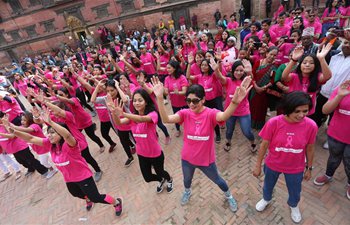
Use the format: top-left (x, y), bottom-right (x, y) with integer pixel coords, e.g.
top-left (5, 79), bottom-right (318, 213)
top-left (0, 105), bottom-right (349, 225)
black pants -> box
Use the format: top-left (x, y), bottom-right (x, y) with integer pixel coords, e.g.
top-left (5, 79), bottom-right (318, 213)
top-left (81, 147), bottom-right (101, 172)
top-left (82, 124), bottom-right (104, 148)
top-left (172, 106), bottom-right (187, 131)
top-left (14, 147), bottom-right (48, 175)
top-left (138, 151), bottom-right (170, 183)
top-left (11, 115), bottom-right (22, 126)
top-left (205, 97), bottom-right (221, 138)
top-left (66, 177), bottom-right (110, 204)
top-left (100, 121), bottom-right (117, 146)
top-left (308, 93), bottom-right (333, 127)
top-left (157, 114), bottom-right (170, 138)
top-left (76, 88), bottom-right (94, 112)
top-left (117, 129), bottom-right (134, 159)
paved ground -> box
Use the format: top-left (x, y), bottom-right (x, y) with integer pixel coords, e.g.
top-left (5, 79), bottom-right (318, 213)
top-left (0, 103), bottom-right (349, 225)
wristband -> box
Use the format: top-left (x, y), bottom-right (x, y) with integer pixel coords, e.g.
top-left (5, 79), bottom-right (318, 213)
top-left (291, 58), bottom-right (298, 62)
top-left (33, 115), bottom-right (40, 119)
top-left (305, 166), bottom-right (313, 171)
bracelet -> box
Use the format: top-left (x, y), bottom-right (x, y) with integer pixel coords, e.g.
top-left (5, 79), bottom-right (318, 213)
top-left (291, 58), bottom-right (298, 62)
top-left (33, 115), bottom-right (40, 120)
top-left (305, 166), bottom-right (313, 171)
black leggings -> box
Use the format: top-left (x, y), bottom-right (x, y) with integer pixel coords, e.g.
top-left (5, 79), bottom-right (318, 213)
top-left (138, 151), bottom-right (171, 183)
top-left (156, 112), bottom-right (170, 137)
top-left (82, 124), bottom-right (104, 147)
top-left (117, 129), bottom-right (134, 159)
top-left (205, 97), bottom-right (221, 138)
top-left (100, 121), bottom-right (117, 146)
top-left (76, 88), bottom-right (94, 112)
top-left (81, 147), bottom-right (101, 172)
top-left (14, 147), bottom-right (48, 175)
top-left (66, 177), bottom-right (110, 204)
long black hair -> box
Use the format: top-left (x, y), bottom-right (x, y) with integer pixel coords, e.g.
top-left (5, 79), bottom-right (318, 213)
top-left (168, 60), bottom-right (183, 79)
top-left (48, 122), bottom-right (70, 155)
top-left (230, 60), bottom-right (246, 81)
top-left (200, 59), bottom-right (214, 75)
top-left (132, 89), bottom-right (156, 115)
top-left (296, 54), bottom-right (320, 93)
top-left (105, 79), bottom-right (121, 100)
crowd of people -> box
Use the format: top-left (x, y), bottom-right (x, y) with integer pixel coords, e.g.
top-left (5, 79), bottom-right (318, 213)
top-left (0, 0), bottom-right (350, 222)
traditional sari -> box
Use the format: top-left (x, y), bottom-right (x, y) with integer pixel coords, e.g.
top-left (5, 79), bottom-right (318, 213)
top-left (249, 60), bottom-right (277, 129)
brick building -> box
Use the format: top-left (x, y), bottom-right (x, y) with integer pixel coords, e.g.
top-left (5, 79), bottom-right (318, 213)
top-left (0, 0), bottom-right (327, 66)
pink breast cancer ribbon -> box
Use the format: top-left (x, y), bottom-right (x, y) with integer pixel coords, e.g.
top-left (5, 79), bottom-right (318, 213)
top-left (285, 136), bottom-right (293, 147)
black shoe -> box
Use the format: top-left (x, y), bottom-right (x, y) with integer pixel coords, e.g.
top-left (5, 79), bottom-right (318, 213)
top-left (124, 157), bottom-right (134, 167)
top-left (114, 198), bottom-right (123, 216)
top-left (157, 178), bottom-right (166, 193)
top-left (86, 199), bottom-right (94, 211)
top-left (224, 142), bottom-right (231, 152)
top-left (251, 144), bottom-right (257, 153)
top-left (166, 178), bottom-right (174, 193)
top-left (109, 143), bottom-right (117, 153)
top-left (215, 136), bottom-right (221, 144)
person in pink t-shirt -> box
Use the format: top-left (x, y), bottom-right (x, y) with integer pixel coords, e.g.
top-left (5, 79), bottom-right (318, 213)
top-left (6, 110), bottom-right (123, 216)
top-left (186, 51), bottom-right (205, 85)
top-left (163, 60), bottom-right (189, 137)
top-left (282, 44), bottom-right (333, 116)
top-left (13, 73), bottom-right (28, 97)
top-left (0, 94), bottom-right (23, 126)
top-left (270, 12), bottom-right (291, 40)
top-left (314, 81), bottom-right (350, 200)
top-left (215, 60), bottom-right (256, 152)
top-left (139, 46), bottom-right (156, 78)
top-left (152, 75), bottom-right (252, 212)
top-left (304, 10), bottom-right (322, 40)
top-left (107, 88), bottom-right (173, 194)
top-left (253, 92), bottom-right (318, 223)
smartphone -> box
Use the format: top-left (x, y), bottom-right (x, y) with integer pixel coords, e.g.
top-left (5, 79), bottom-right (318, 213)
top-left (254, 42), bottom-right (263, 48)
top-left (284, 39), bottom-right (294, 43)
top-left (334, 29), bottom-right (344, 38)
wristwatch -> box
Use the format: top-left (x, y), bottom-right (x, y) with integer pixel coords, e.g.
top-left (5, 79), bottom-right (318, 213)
top-left (305, 166), bottom-right (314, 171)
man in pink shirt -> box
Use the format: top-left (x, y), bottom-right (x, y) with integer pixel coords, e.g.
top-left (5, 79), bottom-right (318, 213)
top-left (257, 19), bottom-right (277, 44)
top-left (270, 12), bottom-right (291, 40)
top-left (139, 45), bottom-right (156, 79)
top-left (243, 22), bottom-right (259, 43)
top-left (304, 10), bottom-right (322, 40)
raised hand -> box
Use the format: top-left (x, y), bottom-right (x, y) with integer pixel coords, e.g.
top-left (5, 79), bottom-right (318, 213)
top-left (291, 45), bottom-right (304, 61)
top-left (317, 42), bottom-right (332, 59)
top-left (150, 76), bottom-right (164, 98)
top-left (97, 79), bottom-right (107, 89)
top-left (154, 51), bottom-right (160, 59)
top-left (242, 59), bottom-right (252, 74)
top-left (337, 80), bottom-right (350, 97)
top-left (231, 76), bottom-right (253, 104)
top-left (114, 79), bottom-right (120, 89)
top-left (41, 108), bottom-right (52, 124)
top-left (106, 94), bottom-right (123, 116)
top-left (31, 107), bottom-right (41, 119)
top-left (188, 52), bottom-right (194, 64)
top-left (209, 57), bottom-right (219, 71)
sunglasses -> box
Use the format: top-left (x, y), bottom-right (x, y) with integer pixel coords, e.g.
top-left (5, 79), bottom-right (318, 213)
top-left (185, 98), bottom-right (201, 105)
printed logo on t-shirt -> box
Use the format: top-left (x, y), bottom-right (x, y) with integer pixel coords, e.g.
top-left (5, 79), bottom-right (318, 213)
top-left (339, 109), bottom-right (350, 116)
top-left (286, 133), bottom-right (294, 147)
top-left (275, 147), bottom-right (303, 153)
top-left (187, 121), bottom-right (209, 141)
top-left (0, 138), bottom-right (9, 141)
top-left (133, 134), bottom-right (147, 138)
top-left (55, 161), bottom-right (70, 167)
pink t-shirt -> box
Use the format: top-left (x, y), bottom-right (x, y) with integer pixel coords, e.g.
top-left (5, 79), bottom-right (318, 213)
top-left (270, 24), bottom-right (291, 39)
top-left (0, 97), bottom-right (23, 122)
top-left (259, 115), bottom-right (318, 173)
top-left (199, 42), bottom-right (208, 52)
top-left (194, 74), bottom-right (220, 101)
top-left (0, 126), bottom-right (28, 154)
top-left (321, 8), bottom-right (338, 23)
top-left (287, 73), bottom-right (318, 115)
top-left (304, 21), bottom-right (322, 37)
top-left (164, 75), bottom-right (188, 107)
top-left (140, 52), bottom-right (156, 75)
top-left (224, 78), bottom-right (250, 116)
top-left (29, 124), bottom-right (49, 155)
top-left (190, 63), bottom-right (201, 84)
top-left (44, 138), bottom-right (92, 182)
top-left (257, 30), bottom-right (277, 44)
top-left (130, 111), bottom-right (162, 158)
top-left (277, 43), bottom-right (295, 64)
top-left (177, 107), bottom-right (224, 166)
top-left (51, 111), bottom-right (88, 150)
top-left (243, 32), bottom-right (259, 43)
top-left (182, 45), bottom-right (197, 61)
top-left (327, 88), bottom-right (350, 144)
top-left (91, 87), bottom-right (110, 122)
top-left (158, 53), bottom-right (170, 76)
top-left (67, 97), bottom-right (93, 130)
top-left (14, 79), bottom-right (28, 97)
top-left (227, 21), bottom-right (239, 30)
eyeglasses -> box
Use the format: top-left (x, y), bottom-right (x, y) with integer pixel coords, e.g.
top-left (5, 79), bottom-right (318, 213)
top-left (185, 98), bottom-right (201, 105)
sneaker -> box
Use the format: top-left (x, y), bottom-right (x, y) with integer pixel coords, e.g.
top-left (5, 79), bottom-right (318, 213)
top-left (313, 174), bottom-right (332, 186)
top-left (99, 146), bottom-right (105, 153)
top-left (165, 136), bottom-right (171, 145)
top-left (166, 179), bottom-right (174, 193)
top-left (220, 125), bottom-right (226, 129)
top-left (175, 130), bottom-right (181, 137)
top-left (24, 170), bottom-right (34, 177)
top-left (15, 171), bottom-right (21, 180)
top-left (347, 185), bottom-right (350, 200)
top-left (45, 169), bottom-right (58, 179)
top-left (180, 190), bottom-right (192, 205)
top-left (109, 143), bottom-right (117, 153)
top-left (215, 136), bottom-right (221, 144)
top-left (251, 144), bottom-right (257, 153)
top-left (0, 172), bottom-right (12, 182)
top-left (86, 199), bottom-right (94, 211)
top-left (255, 198), bottom-right (271, 212)
top-left (227, 196), bottom-right (238, 212)
top-left (224, 142), bottom-right (231, 152)
top-left (90, 111), bottom-right (97, 117)
top-left (130, 145), bottom-right (136, 154)
top-left (323, 141), bottom-right (329, 149)
top-left (157, 178), bottom-right (166, 193)
top-left (124, 157), bottom-right (134, 167)
top-left (94, 171), bottom-right (103, 182)
top-left (290, 206), bottom-right (302, 223)
top-left (114, 198), bottom-right (123, 216)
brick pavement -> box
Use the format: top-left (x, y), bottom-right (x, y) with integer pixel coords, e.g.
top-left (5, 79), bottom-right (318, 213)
top-left (0, 104), bottom-right (349, 225)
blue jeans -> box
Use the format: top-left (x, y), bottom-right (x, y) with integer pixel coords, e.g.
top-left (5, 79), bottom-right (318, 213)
top-left (225, 114), bottom-right (255, 141)
top-left (326, 136), bottom-right (350, 184)
top-left (172, 106), bottom-right (187, 131)
top-left (263, 165), bottom-right (303, 207)
top-left (182, 160), bottom-right (229, 192)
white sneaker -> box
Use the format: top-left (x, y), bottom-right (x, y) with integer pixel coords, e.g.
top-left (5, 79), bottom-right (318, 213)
top-left (290, 206), bottom-right (302, 223)
top-left (45, 169), bottom-right (58, 179)
top-left (323, 141), bottom-right (329, 149)
top-left (255, 198), bottom-right (271, 212)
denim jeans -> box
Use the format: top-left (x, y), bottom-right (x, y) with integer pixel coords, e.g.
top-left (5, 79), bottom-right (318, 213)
top-left (182, 160), bottom-right (229, 192)
top-left (225, 114), bottom-right (255, 141)
top-left (263, 165), bottom-right (303, 207)
top-left (172, 106), bottom-right (187, 131)
top-left (326, 135), bottom-right (350, 184)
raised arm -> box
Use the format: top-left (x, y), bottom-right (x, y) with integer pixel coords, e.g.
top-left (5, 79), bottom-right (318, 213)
top-left (105, 94), bottom-right (130, 125)
top-left (282, 46), bottom-right (304, 82)
top-left (90, 79), bottom-right (106, 104)
top-left (323, 80), bottom-right (350, 114)
top-left (316, 43), bottom-right (332, 83)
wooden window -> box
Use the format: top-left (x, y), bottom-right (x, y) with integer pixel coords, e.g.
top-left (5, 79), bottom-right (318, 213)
top-left (24, 25), bottom-right (38, 38)
top-left (91, 3), bottom-right (110, 19)
top-left (8, 30), bottom-right (21, 42)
